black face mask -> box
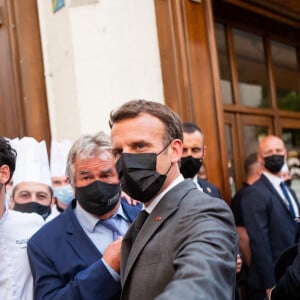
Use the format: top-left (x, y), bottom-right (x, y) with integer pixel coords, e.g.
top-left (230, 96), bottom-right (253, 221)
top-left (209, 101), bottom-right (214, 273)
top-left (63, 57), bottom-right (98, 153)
top-left (13, 202), bottom-right (51, 220)
top-left (264, 154), bottom-right (285, 174)
top-left (285, 179), bottom-right (292, 188)
top-left (180, 156), bottom-right (203, 178)
top-left (116, 145), bottom-right (172, 203)
top-left (76, 180), bottom-right (121, 216)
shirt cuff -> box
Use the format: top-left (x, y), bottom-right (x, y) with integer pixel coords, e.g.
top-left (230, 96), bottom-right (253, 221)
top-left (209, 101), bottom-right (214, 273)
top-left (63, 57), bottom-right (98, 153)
top-left (101, 258), bottom-right (120, 282)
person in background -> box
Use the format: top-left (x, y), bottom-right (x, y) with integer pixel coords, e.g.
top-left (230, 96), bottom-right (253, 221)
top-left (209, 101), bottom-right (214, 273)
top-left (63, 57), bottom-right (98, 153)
top-left (27, 131), bottom-right (141, 300)
top-left (50, 139), bottom-right (74, 216)
top-left (241, 135), bottom-right (300, 300)
top-left (231, 152), bottom-right (262, 300)
top-left (181, 122), bottom-right (222, 198)
top-left (110, 99), bottom-right (238, 300)
top-left (0, 136), bottom-right (44, 300)
top-left (9, 137), bottom-right (55, 220)
top-left (281, 161), bottom-right (292, 187)
top-left (231, 152), bottom-right (262, 267)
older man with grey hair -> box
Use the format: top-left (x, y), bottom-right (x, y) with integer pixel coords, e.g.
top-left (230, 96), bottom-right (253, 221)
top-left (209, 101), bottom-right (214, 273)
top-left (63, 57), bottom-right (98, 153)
top-left (27, 131), bottom-right (141, 300)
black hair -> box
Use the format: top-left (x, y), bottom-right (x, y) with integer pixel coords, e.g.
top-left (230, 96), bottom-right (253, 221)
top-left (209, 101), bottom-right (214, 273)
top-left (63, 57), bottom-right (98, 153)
top-left (0, 137), bottom-right (17, 183)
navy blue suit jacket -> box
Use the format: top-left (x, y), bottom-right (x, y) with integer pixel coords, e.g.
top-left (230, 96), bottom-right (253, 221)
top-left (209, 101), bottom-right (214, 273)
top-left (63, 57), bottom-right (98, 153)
top-left (197, 177), bottom-right (222, 198)
top-left (241, 174), bottom-right (299, 290)
top-left (27, 198), bottom-right (141, 300)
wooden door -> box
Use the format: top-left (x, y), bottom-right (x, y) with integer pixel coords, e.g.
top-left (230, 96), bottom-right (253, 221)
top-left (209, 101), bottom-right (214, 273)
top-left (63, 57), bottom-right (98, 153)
top-left (0, 0), bottom-right (51, 145)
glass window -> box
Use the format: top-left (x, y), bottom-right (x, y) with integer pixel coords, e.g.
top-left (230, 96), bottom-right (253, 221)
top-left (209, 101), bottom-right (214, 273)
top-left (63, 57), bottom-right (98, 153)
top-left (272, 41), bottom-right (300, 111)
top-left (233, 29), bottom-right (269, 108)
top-left (215, 23), bottom-right (233, 104)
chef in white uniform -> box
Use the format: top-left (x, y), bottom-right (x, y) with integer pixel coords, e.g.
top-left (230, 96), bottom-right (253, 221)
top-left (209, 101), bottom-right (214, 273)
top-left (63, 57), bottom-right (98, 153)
top-left (9, 137), bottom-right (55, 220)
top-left (0, 136), bottom-right (44, 300)
top-left (49, 139), bottom-right (73, 220)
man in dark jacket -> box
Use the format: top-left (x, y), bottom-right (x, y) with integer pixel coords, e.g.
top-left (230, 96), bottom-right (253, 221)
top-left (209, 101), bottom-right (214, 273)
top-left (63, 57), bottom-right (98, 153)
top-left (180, 122), bottom-right (221, 198)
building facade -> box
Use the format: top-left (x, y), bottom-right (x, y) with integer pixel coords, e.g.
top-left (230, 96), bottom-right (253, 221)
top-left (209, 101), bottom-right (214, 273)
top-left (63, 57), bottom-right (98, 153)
top-left (0, 0), bottom-right (299, 201)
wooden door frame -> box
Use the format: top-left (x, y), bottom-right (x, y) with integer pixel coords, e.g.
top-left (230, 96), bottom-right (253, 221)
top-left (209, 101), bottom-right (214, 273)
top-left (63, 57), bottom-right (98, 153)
top-left (0, 0), bottom-right (51, 146)
top-left (155, 0), bottom-right (231, 201)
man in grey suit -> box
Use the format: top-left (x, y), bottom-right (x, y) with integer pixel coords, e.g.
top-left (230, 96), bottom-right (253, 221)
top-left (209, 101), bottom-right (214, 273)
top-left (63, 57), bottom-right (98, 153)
top-left (109, 99), bottom-right (238, 300)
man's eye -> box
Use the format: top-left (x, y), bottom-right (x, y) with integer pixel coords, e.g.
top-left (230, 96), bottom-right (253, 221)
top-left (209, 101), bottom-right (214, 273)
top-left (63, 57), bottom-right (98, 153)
top-left (192, 148), bottom-right (202, 153)
top-left (102, 173), bottom-right (112, 178)
top-left (113, 149), bottom-right (122, 158)
top-left (20, 193), bottom-right (30, 198)
top-left (135, 143), bottom-right (145, 150)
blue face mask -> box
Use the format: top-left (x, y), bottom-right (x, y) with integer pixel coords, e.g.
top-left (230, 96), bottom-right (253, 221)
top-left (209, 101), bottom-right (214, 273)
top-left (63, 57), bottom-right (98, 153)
top-left (53, 185), bottom-right (74, 205)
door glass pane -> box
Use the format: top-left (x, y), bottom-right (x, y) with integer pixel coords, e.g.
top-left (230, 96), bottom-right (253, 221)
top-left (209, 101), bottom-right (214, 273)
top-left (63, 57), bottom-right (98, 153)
top-left (233, 29), bottom-right (269, 108)
top-left (215, 23), bottom-right (233, 104)
top-left (225, 124), bottom-right (236, 197)
top-left (282, 128), bottom-right (300, 200)
top-left (272, 41), bottom-right (300, 111)
top-left (243, 125), bottom-right (268, 157)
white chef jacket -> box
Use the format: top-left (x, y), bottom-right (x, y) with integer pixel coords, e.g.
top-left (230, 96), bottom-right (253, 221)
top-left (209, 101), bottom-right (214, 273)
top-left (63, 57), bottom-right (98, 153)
top-left (0, 209), bottom-right (44, 300)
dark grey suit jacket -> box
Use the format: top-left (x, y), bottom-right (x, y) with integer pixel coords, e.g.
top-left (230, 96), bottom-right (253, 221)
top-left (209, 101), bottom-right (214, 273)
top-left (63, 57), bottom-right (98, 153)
top-left (120, 179), bottom-right (238, 300)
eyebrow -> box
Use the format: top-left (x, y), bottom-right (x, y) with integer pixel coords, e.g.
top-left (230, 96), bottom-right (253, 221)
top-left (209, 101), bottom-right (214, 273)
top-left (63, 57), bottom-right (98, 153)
top-left (101, 168), bottom-right (113, 175)
top-left (79, 170), bottom-right (90, 175)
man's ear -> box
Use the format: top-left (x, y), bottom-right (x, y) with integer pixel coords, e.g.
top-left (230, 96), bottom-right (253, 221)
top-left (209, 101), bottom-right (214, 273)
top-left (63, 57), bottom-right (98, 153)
top-left (170, 139), bottom-right (183, 163)
top-left (0, 165), bottom-right (10, 185)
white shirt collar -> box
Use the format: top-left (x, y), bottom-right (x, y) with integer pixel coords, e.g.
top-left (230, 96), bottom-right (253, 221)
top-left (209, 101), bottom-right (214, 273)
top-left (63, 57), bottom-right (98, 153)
top-left (192, 175), bottom-right (203, 191)
top-left (145, 174), bottom-right (184, 214)
top-left (262, 171), bottom-right (282, 186)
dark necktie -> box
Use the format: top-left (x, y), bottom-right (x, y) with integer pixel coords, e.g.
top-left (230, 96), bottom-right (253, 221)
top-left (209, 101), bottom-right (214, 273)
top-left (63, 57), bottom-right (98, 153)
top-left (131, 210), bottom-right (149, 243)
top-left (99, 216), bottom-right (123, 240)
top-left (280, 182), bottom-right (296, 220)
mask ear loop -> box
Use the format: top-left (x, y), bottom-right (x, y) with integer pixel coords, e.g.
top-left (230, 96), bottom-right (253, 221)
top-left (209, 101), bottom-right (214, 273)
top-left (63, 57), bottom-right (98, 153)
top-left (157, 140), bottom-right (173, 156)
top-left (156, 140), bottom-right (174, 176)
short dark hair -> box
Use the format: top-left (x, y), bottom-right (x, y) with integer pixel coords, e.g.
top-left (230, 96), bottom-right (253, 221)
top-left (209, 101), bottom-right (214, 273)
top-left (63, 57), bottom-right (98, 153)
top-left (182, 122), bottom-right (204, 139)
top-left (0, 137), bottom-right (17, 184)
top-left (244, 152), bottom-right (258, 174)
top-left (109, 99), bottom-right (183, 143)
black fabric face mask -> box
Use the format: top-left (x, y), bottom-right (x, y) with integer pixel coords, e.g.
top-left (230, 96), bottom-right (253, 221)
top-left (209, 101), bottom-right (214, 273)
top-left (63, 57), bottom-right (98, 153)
top-left (285, 179), bottom-right (292, 188)
top-left (180, 156), bottom-right (203, 178)
top-left (116, 144), bottom-right (172, 203)
top-left (75, 180), bottom-right (121, 216)
top-left (264, 154), bottom-right (285, 174)
top-left (13, 202), bottom-right (51, 220)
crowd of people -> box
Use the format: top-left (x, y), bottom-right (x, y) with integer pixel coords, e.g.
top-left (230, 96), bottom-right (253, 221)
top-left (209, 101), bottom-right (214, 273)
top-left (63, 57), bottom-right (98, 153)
top-left (0, 99), bottom-right (299, 300)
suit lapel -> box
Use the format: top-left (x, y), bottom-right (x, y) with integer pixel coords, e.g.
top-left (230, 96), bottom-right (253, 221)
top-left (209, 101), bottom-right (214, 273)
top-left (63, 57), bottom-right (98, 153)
top-left (261, 174), bottom-right (294, 217)
top-left (64, 203), bottom-right (101, 264)
top-left (122, 179), bottom-right (196, 284)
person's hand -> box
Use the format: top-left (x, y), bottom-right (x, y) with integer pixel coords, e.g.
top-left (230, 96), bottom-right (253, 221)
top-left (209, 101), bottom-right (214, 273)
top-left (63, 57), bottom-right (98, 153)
top-left (236, 253), bottom-right (242, 273)
top-left (121, 191), bottom-right (141, 206)
top-left (102, 237), bottom-right (123, 273)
